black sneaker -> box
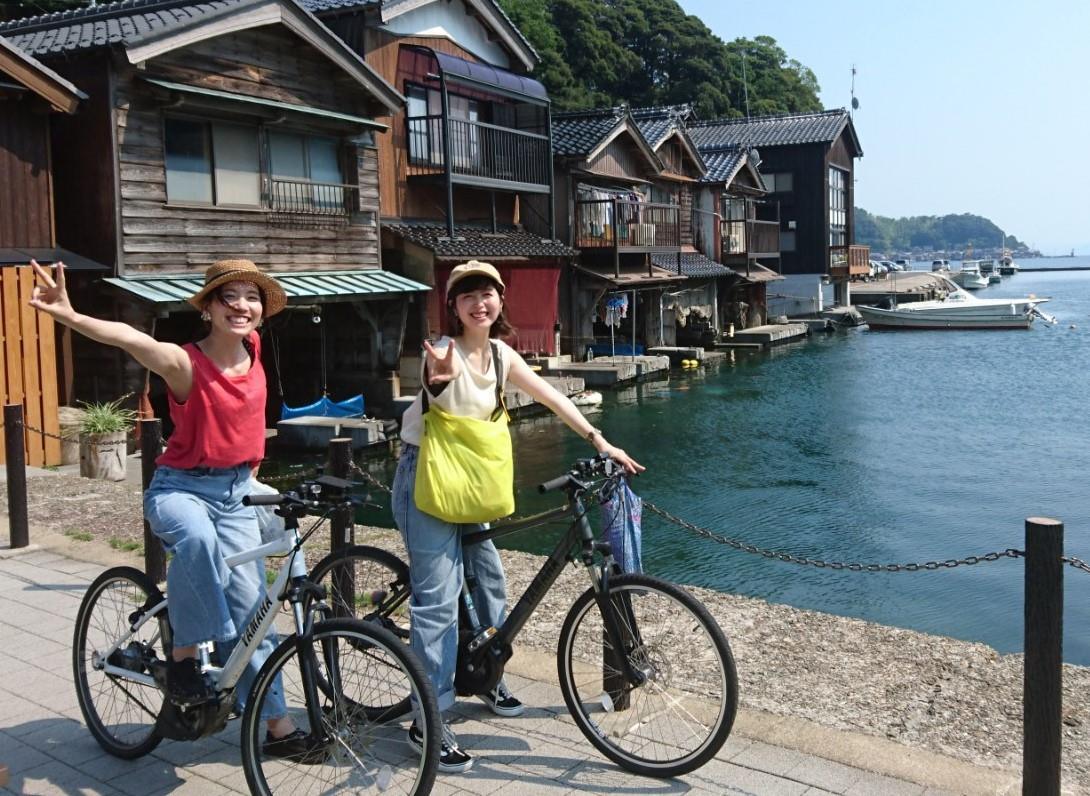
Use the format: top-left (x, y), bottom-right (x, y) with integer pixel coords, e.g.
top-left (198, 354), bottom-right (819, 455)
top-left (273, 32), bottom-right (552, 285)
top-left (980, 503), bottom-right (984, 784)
top-left (407, 720), bottom-right (473, 773)
top-left (166, 658), bottom-right (215, 706)
top-left (478, 682), bottom-right (524, 717)
top-left (263, 729), bottom-right (330, 765)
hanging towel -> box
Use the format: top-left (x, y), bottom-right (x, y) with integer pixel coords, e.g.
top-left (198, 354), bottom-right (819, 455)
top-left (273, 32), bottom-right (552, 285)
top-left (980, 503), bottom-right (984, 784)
top-left (599, 477), bottom-right (643, 573)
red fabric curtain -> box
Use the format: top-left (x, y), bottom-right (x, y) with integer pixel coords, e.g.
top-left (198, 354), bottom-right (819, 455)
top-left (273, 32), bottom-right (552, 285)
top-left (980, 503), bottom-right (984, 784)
top-left (429, 263), bottom-right (560, 354)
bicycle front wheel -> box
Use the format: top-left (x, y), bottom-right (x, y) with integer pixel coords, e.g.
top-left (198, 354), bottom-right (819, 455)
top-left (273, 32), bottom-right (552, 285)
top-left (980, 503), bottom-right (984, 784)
top-left (308, 545), bottom-right (411, 640)
top-left (241, 618), bottom-right (439, 796)
top-left (557, 573), bottom-right (738, 777)
top-left (73, 566), bottom-right (166, 759)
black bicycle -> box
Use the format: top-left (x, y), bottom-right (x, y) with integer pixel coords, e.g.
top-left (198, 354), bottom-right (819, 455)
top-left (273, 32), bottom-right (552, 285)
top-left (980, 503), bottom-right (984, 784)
top-left (308, 454), bottom-right (738, 777)
top-left (72, 475), bottom-right (440, 795)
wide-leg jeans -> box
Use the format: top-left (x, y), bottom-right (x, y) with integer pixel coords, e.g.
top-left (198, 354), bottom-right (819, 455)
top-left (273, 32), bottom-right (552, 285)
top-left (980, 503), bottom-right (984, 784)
top-left (392, 443), bottom-right (509, 713)
top-left (144, 464), bottom-right (286, 720)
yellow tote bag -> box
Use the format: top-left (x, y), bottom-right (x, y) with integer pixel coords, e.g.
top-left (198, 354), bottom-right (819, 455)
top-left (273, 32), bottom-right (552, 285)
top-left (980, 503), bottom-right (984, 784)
top-left (414, 342), bottom-right (515, 523)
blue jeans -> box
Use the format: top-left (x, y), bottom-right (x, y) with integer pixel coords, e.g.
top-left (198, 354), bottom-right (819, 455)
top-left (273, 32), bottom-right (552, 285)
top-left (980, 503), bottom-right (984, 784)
top-left (144, 465), bottom-right (286, 720)
top-left (392, 444), bottom-right (509, 713)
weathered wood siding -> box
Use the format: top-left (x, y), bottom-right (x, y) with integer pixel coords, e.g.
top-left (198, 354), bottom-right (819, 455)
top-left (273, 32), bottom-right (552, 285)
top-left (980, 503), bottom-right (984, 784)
top-left (0, 106), bottom-right (53, 248)
top-left (112, 27), bottom-right (383, 275)
top-left (588, 136), bottom-right (654, 181)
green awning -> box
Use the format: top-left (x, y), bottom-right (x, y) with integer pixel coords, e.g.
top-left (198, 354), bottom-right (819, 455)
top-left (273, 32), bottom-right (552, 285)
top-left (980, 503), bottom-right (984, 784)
top-left (142, 78), bottom-right (389, 130)
top-left (104, 269), bottom-right (430, 310)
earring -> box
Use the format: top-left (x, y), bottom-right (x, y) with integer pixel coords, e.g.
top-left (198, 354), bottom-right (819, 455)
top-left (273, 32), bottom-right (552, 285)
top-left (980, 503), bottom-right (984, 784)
top-left (201, 311), bottom-right (211, 321)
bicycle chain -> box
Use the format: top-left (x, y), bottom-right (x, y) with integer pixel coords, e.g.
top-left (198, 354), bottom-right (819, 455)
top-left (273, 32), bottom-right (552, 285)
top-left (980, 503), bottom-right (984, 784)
top-left (643, 500), bottom-right (1026, 572)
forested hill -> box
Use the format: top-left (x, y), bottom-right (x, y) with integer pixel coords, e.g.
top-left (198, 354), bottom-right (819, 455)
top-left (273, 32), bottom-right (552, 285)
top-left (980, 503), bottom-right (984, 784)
top-left (856, 208), bottom-right (1026, 253)
top-left (497, 0), bottom-right (822, 117)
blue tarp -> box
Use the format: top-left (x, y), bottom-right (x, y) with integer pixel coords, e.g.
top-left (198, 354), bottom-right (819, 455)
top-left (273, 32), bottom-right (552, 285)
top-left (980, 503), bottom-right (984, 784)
top-left (280, 394), bottom-right (364, 420)
top-left (588, 342), bottom-right (645, 356)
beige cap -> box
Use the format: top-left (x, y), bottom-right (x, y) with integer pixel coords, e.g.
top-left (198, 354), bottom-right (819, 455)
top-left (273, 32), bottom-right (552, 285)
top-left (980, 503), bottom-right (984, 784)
top-left (446, 260), bottom-right (505, 294)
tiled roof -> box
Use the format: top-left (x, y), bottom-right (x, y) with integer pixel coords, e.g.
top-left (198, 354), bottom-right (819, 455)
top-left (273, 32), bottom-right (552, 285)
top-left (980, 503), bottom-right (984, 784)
top-left (700, 148), bottom-right (746, 184)
top-left (689, 109), bottom-right (854, 151)
top-left (0, 0), bottom-right (250, 56)
top-left (298, 0), bottom-right (378, 11)
top-left (384, 223), bottom-right (576, 259)
top-left (651, 252), bottom-right (733, 279)
top-left (551, 106), bottom-right (626, 157)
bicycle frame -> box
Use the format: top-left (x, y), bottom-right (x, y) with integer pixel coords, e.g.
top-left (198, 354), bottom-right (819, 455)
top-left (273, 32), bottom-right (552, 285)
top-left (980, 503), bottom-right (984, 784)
top-left (459, 478), bottom-right (644, 688)
top-left (97, 524), bottom-right (310, 696)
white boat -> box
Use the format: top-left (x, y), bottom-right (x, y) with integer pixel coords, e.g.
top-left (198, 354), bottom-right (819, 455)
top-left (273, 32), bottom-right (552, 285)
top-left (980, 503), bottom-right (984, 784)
top-left (856, 275), bottom-right (1053, 330)
top-left (999, 254), bottom-right (1019, 275)
top-left (570, 390), bottom-right (603, 407)
top-left (951, 261), bottom-right (989, 290)
top-left (988, 272), bottom-right (1002, 284)
top-left (931, 259), bottom-right (950, 272)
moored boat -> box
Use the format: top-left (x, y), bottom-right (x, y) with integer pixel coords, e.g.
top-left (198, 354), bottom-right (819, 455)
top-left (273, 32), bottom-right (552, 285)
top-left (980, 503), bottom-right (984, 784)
top-left (856, 276), bottom-right (1053, 330)
top-left (952, 261), bottom-right (989, 290)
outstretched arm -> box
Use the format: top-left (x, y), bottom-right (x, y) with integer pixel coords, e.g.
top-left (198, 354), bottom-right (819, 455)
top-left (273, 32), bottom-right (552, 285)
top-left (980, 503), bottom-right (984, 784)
top-left (29, 261), bottom-right (192, 397)
top-left (505, 350), bottom-right (644, 475)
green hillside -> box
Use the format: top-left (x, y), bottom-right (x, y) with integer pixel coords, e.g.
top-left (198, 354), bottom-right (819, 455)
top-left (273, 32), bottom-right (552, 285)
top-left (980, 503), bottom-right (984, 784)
top-left (856, 208), bottom-right (1026, 253)
top-left (497, 0), bottom-right (821, 118)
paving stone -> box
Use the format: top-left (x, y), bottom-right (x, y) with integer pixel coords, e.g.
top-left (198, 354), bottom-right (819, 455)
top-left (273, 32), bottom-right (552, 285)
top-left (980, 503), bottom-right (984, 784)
top-left (786, 755), bottom-right (867, 791)
top-left (12, 760), bottom-right (117, 795)
top-left (731, 738), bottom-right (813, 775)
top-left (843, 772), bottom-right (926, 795)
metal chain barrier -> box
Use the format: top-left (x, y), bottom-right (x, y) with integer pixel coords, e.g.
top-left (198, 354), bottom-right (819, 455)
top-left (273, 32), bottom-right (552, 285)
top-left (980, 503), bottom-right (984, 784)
top-left (1, 417), bottom-right (68, 442)
top-left (349, 459), bottom-right (392, 494)
top-left (643, 499), bottom-right (1026, 572)
top-left (1062, 555), bottom-right (1090, 575)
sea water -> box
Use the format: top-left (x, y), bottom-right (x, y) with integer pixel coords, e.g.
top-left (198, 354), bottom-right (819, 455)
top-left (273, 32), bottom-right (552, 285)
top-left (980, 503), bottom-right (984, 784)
top-left (332, 256), bottom-right (1090, 664)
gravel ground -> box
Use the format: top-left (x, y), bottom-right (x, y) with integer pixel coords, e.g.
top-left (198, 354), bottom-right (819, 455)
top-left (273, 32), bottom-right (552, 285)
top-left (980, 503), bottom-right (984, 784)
top-left (5, 471), bottom-right (1089, 791)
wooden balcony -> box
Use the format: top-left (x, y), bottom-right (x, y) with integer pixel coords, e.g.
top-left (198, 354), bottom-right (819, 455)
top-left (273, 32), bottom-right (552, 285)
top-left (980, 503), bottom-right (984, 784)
top-left (829, 244), bottom-right (871, 279)
top-left (575, 199), bottom-right (680, 252)
top-left (406, 115), bottom-right (551, 194)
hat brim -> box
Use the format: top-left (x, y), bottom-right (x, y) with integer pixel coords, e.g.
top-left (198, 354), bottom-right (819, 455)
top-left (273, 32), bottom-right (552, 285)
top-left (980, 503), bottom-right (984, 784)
top-left (188, 271), bottom-right (287, 317)
top-left (447, 268), bottom-right (505, 294)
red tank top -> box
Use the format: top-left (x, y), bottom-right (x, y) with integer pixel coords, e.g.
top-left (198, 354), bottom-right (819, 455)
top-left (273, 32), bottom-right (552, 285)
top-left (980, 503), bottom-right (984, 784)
top-left (157, 333), bottom-right (267, 469)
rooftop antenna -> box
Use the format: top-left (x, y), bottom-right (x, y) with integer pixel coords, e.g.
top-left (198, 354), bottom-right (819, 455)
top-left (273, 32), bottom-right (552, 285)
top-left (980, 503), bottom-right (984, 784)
top-left (741, 52), bottom-right (751, 119)
top-left (850, 64), bottom-right (859, 116)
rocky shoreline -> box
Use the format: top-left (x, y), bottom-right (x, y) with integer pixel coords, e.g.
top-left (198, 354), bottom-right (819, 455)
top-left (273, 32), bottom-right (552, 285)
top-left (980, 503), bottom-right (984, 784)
top-left (4, 471), bottom-right (1089, 791)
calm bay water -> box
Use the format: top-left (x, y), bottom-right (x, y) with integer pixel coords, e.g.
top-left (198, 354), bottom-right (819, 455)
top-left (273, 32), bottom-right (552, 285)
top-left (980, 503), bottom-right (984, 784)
top-left (345, 256), bottom-right (1090, 664)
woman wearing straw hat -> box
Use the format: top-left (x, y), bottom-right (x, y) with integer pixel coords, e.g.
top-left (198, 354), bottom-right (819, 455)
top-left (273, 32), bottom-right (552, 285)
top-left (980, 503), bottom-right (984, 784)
top-left (393, 260), bottom-right (644, 773)
top-left (29, 258), bottom-right (311, 760)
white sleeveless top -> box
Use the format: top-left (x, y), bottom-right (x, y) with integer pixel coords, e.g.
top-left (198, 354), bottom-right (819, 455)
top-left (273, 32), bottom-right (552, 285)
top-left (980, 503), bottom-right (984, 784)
top-left (399, 336), bottom-right (512, 446)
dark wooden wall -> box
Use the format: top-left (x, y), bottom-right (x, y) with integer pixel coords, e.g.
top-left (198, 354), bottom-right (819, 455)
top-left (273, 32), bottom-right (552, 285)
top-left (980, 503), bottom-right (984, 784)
top-left (588, 136), bottom-right (655, 181)
top-left (0, 100), bottom-right (53, 248)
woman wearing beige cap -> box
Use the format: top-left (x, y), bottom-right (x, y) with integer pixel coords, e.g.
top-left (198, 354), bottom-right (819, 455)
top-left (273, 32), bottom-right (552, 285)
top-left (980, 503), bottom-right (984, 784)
top-left (393, 260), bottom-right (644, 773)
top-left (29, 258), bottom-right (313, 760)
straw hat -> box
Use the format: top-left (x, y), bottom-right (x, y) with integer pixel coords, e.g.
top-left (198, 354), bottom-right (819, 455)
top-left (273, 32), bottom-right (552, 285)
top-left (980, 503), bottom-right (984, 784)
top-left (188, 259), bottom-right (287, 317)
top-left (446, 260), bottom-right (505, 295)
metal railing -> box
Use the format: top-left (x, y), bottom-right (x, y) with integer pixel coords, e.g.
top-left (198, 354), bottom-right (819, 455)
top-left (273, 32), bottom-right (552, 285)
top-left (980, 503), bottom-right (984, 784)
top-left (574, 198), bottom-right (681, 250)
top-left (405, 115), bottom-right (550, 188)
top-left (269, 177), bottom-right (358, 218)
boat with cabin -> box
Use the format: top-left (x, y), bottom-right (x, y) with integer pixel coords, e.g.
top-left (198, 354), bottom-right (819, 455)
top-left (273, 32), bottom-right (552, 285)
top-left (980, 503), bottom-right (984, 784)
top-left (931, 259), bottom-right (951, 272)
top-left (951, 261), bottom-right (989, 290)
top-left (856, 275), bottom-right (1053, 330)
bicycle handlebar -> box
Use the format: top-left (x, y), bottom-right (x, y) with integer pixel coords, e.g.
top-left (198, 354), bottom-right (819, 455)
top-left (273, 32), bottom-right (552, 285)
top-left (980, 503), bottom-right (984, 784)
top-left (537, 453), bottom-right (620, 494)
top-left (244, 493), bottom-right (283, 506)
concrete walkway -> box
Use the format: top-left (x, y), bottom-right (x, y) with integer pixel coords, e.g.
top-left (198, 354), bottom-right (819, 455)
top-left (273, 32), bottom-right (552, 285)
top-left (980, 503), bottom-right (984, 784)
top-left (0, 539), bottom-right (1017, 795)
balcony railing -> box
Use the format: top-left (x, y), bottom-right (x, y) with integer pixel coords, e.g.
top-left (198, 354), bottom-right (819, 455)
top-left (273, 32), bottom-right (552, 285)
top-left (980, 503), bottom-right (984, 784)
top-left (575, 199), bottom-right (680, 251)
top-left (406, 115), bottom-right (550, 190)
top-left (269, 177), bottom-right (358, 218)
top-left (829, 244), bottom-right (871, 279)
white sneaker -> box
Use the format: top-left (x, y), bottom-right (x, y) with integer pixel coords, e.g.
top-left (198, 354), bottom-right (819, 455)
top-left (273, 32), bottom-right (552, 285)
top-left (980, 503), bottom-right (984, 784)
top-left (478, 682), bottom-right (524, 717)
top-left (408, 720), bottom-right (473, 773)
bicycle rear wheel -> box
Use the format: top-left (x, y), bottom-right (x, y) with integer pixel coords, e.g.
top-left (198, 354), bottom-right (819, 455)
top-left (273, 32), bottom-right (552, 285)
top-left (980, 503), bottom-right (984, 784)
top-left (73, 566), bottom-right (166, 758)
top-left (557, 573), bottom-right (738, 777)
top-left (308, 546), bottom-right (411, 639)
top-left (241, 618), bottom-right (439, 796)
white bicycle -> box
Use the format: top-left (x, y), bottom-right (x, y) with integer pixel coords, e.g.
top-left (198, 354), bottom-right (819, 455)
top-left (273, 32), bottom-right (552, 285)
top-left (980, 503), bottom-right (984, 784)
top-left (72, 474), bottom-right (440, 795)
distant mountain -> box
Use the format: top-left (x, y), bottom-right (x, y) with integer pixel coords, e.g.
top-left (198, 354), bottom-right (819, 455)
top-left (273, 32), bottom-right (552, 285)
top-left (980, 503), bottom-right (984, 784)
top-left (856, 208), bottom-right (1026, 254)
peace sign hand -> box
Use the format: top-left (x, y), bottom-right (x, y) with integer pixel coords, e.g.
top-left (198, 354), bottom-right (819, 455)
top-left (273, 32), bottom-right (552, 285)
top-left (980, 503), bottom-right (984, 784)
top-left (422, 338), bottom-right (461, 385)
top-left (28, 260), bottom-right (76, 322)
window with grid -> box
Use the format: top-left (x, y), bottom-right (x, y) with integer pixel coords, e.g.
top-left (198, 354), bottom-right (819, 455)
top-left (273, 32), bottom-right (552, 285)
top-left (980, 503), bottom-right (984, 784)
top-left (829, 166), bottom-right (847, 246)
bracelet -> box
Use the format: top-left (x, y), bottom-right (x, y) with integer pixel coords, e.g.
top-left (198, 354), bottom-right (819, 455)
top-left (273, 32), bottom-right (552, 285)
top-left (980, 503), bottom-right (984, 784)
top-left (585, 427), bottom-right (603, 443)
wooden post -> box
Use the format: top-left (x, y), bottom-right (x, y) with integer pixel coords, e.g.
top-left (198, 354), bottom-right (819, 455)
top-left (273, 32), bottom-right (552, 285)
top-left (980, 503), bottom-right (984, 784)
top-left (3, 404), bottom-right (29, 549)
top-left (328, 438), bottom-right (354, 617)
top-left (1024, 516), bottom-right (1064, 796)
top-left (140, 419), bottom-right (166, 583)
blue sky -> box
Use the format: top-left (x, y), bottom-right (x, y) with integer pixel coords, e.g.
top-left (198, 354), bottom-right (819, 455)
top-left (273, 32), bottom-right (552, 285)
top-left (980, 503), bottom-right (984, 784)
top-left (677, 0), bottom-right (1089, 255)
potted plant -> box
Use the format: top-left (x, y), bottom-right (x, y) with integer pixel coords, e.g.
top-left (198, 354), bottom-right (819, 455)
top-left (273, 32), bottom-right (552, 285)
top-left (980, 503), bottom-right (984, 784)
top-left (78, 395), bottom-right (137, 481)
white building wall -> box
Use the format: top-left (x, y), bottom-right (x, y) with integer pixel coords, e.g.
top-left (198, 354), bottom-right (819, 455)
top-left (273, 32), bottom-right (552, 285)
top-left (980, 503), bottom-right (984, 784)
top-left (384, 0), bottom-right (512, 67)
top-left (766, 273), bottom-right (833, 318)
